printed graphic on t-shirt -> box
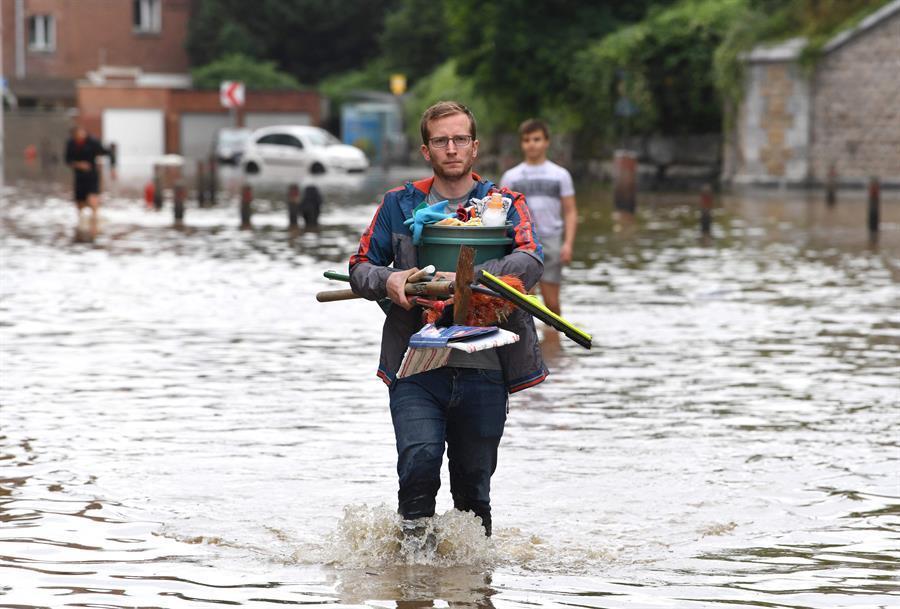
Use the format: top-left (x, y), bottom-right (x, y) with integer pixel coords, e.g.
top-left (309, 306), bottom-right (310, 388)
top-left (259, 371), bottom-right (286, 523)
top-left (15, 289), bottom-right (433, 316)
top-left (500, 160), bottom-right (574, 238)
top-left (506, 178), bottom-right (561, 198)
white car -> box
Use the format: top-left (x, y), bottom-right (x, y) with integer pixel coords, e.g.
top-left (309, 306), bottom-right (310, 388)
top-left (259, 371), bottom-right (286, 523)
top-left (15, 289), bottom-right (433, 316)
top-left (241, 125), bottom-right (369, 179)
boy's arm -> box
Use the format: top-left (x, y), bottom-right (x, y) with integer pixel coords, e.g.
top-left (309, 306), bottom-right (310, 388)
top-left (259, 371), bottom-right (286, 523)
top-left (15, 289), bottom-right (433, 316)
top-left (561, 194), bottom-right (577, 264)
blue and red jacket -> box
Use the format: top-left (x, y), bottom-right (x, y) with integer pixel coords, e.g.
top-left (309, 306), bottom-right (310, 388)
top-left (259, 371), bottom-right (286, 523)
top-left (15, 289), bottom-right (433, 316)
top-left (349, 173), bottom-right (548, 393)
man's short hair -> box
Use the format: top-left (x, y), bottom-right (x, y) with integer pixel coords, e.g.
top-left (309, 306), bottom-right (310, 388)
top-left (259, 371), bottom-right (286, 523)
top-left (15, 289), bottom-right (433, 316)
top-left (518, 118), bottom-right (549, 140)
top-left (420, 101), bottom-right (477, 144)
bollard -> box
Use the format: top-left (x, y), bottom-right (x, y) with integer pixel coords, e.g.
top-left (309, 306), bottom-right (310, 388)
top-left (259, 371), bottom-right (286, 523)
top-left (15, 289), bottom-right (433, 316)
top-left (196, 160), bottom-right (207, 208)
top-left (301, 185), bottom-right (323, 228)
top-left (287, 183), bottom-right (301, 228)
top-left (826, 164), bottom-right (837, 207)
top-left (613, 150), bottom-right (637, 214)
top-left (208, 154), bottom-right (218, 206)
top-left (868, 176), bottom-right (880, 234)
top-left (173, 181), bottom-right (186, 225)
top-left (700, 183), bottom-right (713, 235)
top-left (240, 184), bottom-right (253, 229)
top-left (153, 165), bottom-right (163, 211)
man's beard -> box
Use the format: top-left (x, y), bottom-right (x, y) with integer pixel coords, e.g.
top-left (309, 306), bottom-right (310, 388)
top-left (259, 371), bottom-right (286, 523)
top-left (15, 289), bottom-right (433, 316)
top-left (431, 155), bottom-right (474, 180)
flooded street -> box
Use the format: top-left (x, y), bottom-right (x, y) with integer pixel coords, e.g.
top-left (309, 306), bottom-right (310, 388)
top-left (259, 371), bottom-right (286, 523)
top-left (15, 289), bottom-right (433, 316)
top-left (1, 172), bottom-right (898, 608)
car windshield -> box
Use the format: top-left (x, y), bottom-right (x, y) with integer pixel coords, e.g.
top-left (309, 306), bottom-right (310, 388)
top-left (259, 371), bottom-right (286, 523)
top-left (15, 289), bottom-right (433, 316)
top-left (305, 129), bottom-right (341, 147)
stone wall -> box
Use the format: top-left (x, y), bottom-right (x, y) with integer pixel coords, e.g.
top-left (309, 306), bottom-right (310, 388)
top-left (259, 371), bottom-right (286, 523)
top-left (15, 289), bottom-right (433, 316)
top-left (728, 3), bottom-right (900, 187)
top-left (810, 11), bottom-right (900, 185)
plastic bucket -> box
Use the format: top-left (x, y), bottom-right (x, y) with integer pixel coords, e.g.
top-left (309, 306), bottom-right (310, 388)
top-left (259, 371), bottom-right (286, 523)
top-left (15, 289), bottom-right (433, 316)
top-left (418, 223), bottom-right (513, 271)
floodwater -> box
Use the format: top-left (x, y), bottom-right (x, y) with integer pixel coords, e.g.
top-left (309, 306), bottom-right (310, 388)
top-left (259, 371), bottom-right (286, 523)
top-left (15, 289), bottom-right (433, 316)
top-left (1, 170), bottom-right (898, 608)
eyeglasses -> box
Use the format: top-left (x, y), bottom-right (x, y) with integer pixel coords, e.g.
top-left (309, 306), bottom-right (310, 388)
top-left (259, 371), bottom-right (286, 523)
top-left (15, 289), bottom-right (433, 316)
top-left (428, 135), bottom-right (473, 148)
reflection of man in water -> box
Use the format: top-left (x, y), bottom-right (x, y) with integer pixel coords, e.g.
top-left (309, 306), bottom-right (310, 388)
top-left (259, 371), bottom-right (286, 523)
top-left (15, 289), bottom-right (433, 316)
top-left (349, 101), bottom-right (546, 539)
top-left (65, 127), bottom-right (116, 235)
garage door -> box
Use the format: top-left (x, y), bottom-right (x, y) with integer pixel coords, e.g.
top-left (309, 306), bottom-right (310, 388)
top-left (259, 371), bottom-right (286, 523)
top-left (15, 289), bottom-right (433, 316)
top-left (102, 109), bottom-right (164, 177)
top-left (180, 113), bottom-right (231, 161)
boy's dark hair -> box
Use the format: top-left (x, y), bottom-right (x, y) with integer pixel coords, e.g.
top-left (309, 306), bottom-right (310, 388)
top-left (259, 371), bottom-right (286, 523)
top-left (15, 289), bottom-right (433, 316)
top-left (518, 118), bottom-right (549, 140)
top-left (420, 101), bottom-right (477, 144)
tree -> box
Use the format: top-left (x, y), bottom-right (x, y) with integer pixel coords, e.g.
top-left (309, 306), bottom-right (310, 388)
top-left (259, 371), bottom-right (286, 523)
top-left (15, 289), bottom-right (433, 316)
top-left (187, 0), bottom-right (397, 84)
top-left (379, 0), bottom-right (449, 82)
top-left (444, 0), bottom-right (671, 129)
top-left (191, 54), bottom-right (301, 90)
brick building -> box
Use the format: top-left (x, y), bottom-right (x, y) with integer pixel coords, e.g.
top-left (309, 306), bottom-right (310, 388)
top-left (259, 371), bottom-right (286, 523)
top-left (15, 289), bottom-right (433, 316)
top-left (2, 0), bottom-right (325, 178)
top-left (2, 0), bottom-right (191, 107)
top-left (725, 0), bottom-right (900, 187)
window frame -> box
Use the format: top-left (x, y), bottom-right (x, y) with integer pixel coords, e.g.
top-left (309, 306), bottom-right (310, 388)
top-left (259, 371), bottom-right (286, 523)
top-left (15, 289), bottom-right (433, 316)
top-left (133, 0), bottom-right (162, 34)
top-left (27, 14), bottom-right (56, 52)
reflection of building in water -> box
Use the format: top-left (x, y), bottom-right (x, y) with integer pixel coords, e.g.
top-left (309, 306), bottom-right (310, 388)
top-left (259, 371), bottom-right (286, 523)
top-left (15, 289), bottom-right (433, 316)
top-left (725, 1), bottom-right (900, 188)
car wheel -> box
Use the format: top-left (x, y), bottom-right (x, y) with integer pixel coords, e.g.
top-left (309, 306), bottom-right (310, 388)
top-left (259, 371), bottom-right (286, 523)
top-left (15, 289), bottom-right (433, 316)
top-left (310, 162), bottom-right (326, 175)
top-left (245, 161), bottom-right (260, 175)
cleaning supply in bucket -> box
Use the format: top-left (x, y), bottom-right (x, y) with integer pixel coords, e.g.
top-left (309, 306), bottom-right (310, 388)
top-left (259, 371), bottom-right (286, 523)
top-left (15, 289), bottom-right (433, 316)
top-left (481, 193), bottom-right (507, 227)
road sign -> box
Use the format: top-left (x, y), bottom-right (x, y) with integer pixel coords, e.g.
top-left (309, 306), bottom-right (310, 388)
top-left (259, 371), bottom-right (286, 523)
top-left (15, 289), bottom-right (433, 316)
top-left (220, 81), bottom-right (245, 108)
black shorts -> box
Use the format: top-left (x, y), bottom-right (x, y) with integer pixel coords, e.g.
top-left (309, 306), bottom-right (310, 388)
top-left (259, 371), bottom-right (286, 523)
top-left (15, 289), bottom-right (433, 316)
top-left (74, 173), bottom-right (99, 203)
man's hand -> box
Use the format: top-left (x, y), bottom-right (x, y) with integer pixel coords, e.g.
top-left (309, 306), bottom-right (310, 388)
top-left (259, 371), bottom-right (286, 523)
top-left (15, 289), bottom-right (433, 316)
top-left (386, 267), bottom-right (420, 310)
top-left (74, 161), bottom-right (92, 172)
top-left (434, 271), bottom-right (456, 282)
top-left (560, 242), bottom-right (573, 265)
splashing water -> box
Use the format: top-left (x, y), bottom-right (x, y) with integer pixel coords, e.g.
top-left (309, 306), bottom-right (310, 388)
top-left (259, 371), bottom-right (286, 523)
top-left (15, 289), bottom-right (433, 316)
top-left (319, 504), bottom-right (496, 568)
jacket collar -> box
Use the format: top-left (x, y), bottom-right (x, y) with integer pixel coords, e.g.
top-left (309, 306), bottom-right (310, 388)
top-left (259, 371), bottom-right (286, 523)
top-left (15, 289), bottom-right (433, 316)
top-left (409, 172), bottom-right (487, 195)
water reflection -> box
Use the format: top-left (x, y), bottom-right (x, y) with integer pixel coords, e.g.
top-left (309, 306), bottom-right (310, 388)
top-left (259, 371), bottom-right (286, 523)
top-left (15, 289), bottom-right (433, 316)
top-left (1, 174), bottom-right (898, 608)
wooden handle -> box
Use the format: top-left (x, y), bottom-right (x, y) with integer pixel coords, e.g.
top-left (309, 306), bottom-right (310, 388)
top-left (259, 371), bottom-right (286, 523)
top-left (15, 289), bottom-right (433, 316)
top-left (316, 289), bottom-right (362, 302)
top-left (406, 264), bottom-right (436, 284)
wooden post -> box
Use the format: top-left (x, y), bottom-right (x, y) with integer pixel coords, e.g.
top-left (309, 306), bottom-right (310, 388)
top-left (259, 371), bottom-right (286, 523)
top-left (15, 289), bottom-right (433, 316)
top-left (868, 176), bottom-right (880, 234)
top-left (613, 150), bottom-right (637, 214)
top-left (196, 160), bottom-right (207, 208)
top-left (826, 163), bottom-right (837, 207)
top-left (287, 183), bottom-right (300, 229)
top-left (153, 165), bottom-right (163, 211)
top-left (240, 184), bottom-right (253, 229)
top-left (700, 183), bottom-right (713, 235)
top-left (173, 181), bottom-right (186, 225)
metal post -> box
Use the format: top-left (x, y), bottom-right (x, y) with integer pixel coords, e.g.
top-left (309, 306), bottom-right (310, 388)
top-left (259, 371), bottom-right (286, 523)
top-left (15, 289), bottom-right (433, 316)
top-left (700, 183), bottom-right (713, 235)
top-left (613, 150), bottom-right (637, 214)
top-left (826, 164), bottom-right (837, 207)
top-left (173, 181), bottom-right (186, 225)
top-left (287, 183), bottom-right (300, 229)
top-left (196, 159), bottom-right (207, 207)
top-left (868, 176), bottom-right (880, 234)
top-left (240, 184), bottom-right (252, 229)
top-left (208, 154), bottom-right (218, 206)
top-left (153, 164), bottom-right (163, 210)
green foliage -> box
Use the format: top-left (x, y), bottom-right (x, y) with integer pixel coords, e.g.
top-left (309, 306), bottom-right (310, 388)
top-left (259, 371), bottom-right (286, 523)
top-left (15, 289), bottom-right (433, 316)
top-left (444, 0), bottom-right (671, 130)
top-left (571, 0), bottom-right (746, 138)
top-left (379, 0), bottom-right (449, 82)
top-left (191, 53), bottom-right (301, 90)
top-left (317, 58), bottom-right (393, 106)
top-left (187, 0), bottom-right (397, 84)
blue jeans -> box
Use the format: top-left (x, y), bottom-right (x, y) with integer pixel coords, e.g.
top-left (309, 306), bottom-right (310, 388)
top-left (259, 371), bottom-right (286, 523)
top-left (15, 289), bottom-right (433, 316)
top-left (389, 367), bottom-right (508, 536)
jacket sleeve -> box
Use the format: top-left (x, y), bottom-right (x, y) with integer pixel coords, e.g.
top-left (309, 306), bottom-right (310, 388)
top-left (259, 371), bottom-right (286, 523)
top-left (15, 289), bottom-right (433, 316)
top-left (64, 141), bottom-right (74, 166)
top-left (476, 190), bottom-right (544, 290)
top-left (349, 196), bottom-right (398, 300)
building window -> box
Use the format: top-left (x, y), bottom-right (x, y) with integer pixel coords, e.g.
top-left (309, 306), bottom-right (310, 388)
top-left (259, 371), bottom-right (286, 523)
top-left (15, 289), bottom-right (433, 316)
top-left (28, 15), bottom-right (56, 52)
top-left (133, 0), bottom-right (162, 33)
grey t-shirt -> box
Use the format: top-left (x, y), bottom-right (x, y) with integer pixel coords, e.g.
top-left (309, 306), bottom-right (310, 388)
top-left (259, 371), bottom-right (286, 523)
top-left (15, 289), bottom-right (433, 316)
top-left (426, 189), bottom-right (502, 371)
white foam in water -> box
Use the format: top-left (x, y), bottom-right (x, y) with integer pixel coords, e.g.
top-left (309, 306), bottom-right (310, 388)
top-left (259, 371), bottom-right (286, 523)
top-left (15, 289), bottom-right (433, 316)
top-left (320, 504), bottom-right (496, 568)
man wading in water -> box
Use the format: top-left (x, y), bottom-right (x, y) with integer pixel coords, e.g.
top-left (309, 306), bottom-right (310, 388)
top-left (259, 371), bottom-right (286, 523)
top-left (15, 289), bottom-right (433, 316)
top-left (349, 101), bottom-right (547, 540)
top-left (65, 127), bottom-right (116, 237)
